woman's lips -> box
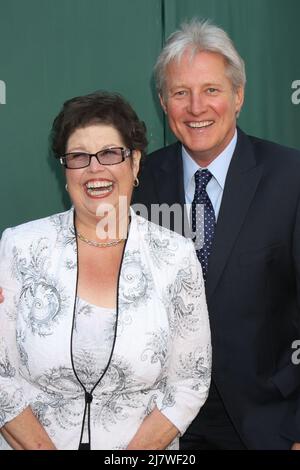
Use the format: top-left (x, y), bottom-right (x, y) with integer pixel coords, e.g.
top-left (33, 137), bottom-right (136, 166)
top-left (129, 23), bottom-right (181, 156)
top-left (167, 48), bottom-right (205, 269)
top-left (84, 179), bottom-right (114, 198)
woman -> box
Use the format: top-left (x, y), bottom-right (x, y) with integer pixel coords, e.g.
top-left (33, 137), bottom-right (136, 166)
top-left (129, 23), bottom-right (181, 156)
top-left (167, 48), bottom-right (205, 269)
top-left (0, 91), bottom-right (211, 450)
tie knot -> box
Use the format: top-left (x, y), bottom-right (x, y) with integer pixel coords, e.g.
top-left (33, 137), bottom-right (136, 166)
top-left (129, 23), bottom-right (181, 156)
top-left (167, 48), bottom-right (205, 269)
top-left (194, 169), bottom-right (212, 191)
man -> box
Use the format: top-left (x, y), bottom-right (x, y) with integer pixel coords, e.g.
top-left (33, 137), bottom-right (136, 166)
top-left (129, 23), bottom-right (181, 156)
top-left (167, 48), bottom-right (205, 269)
top-left (133, 19), bottom-right (300, 449)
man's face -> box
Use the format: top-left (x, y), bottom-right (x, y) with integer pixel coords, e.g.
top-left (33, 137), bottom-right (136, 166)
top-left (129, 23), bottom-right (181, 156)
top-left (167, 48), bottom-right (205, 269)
top-left (160, 50), bottom-right (244, 166)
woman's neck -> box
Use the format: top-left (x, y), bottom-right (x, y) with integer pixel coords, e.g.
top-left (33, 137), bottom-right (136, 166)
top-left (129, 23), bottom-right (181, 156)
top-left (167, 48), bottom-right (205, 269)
top-left (74, 209), bottom-right (130, 243)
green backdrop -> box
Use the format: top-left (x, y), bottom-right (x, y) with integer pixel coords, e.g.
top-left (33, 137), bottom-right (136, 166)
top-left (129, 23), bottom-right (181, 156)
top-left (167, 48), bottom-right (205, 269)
top-left (163, 0), bottom-right (300, 148)
top-left (0, 0), bottom-right (299, 234)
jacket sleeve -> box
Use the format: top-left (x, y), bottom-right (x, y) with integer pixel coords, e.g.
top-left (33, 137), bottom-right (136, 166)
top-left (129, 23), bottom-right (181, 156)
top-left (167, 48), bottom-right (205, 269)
top-left (0, 228), bottom-right (30, 427)
top-left (290, 196), bottom-right (300, 440)
top-left (156, 239), bottom-right (212, 435)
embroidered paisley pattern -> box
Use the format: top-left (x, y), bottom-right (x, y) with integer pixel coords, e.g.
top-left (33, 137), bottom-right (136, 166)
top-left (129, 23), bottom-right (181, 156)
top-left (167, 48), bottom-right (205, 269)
top-left (144, 223), bottom-right (178, 268)
top-left (51, 213), bottom-right (76, 248)
top-left (0, 209), bottom-right (211, 449)
top-left (12, 238), bottom-right (69, 336)
top-left (119, 250), bottom-right (153, 311)
top-left (141, 329), bottom-right (169, 368)
top-left (166, 263), bottom-right (203, 338)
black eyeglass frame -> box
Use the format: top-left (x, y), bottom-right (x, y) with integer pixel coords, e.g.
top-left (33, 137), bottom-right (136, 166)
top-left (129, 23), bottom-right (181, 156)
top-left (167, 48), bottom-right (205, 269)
top-left (58, 146), bottom-right (132, 169)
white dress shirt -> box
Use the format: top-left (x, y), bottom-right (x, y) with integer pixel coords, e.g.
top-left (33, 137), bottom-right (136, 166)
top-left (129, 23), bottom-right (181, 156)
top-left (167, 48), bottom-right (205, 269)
top-left (182, 130), bottom-right (237, 221)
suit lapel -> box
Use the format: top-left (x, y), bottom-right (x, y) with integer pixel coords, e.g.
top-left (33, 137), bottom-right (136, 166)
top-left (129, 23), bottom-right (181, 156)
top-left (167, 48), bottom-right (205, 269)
top-left (155, 142), bottom-right (185, 205)
top-left (206, 129), bottom-right (263, 301)
top-left (153, 142), bottom-right (187, 234)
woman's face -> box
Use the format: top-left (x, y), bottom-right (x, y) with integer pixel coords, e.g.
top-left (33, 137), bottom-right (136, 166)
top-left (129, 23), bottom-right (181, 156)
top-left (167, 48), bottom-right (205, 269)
top-left (65, 123), bottom-right (141, 228)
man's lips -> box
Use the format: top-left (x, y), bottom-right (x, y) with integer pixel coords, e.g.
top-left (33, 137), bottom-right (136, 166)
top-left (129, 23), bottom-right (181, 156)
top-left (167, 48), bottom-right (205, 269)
top-left (84, 179), bottom-right (114, 198)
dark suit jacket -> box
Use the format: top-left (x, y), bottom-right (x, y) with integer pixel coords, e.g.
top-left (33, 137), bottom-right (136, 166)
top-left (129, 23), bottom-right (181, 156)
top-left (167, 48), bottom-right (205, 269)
top-left (133, 128), bottom-right (300, 449)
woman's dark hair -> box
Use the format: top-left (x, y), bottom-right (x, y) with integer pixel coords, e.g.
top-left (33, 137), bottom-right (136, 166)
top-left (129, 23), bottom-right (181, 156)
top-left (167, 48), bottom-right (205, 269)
top-left (51, 91), bottom-right (148, 157)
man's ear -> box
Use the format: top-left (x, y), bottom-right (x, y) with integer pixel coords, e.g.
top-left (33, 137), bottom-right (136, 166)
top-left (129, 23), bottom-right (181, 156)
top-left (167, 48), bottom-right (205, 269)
top-left (235, 86), bottom-right (244, 115)
top-left (159, 93), bottom-right (168, 114)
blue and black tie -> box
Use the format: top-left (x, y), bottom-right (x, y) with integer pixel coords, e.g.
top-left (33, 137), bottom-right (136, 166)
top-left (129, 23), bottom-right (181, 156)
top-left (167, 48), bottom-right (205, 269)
top-left (191, 169), bottom-right (216, 280)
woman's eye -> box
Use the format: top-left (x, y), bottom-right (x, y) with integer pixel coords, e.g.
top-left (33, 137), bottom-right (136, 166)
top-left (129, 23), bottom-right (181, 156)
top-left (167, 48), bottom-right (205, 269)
top-left (102, 149), bottom-right (119, 156)
top-left (70, 153), bottom-right (87, 160)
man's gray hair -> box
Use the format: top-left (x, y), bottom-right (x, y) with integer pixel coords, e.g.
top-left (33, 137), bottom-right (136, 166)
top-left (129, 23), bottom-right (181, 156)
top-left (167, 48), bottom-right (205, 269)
top-left (154, 18), bottom-right (246, 98)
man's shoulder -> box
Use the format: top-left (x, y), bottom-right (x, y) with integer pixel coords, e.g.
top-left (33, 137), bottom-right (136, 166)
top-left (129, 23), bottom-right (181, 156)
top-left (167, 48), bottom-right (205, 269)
top-left (246, 132), bottom-right (300, 165)
top-left (145, 141), bottom-right (181, 166)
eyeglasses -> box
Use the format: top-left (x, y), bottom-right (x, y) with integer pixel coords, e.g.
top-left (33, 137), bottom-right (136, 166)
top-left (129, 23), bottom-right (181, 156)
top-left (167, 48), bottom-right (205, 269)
top-left (58, 147), bottom-right (132, 169)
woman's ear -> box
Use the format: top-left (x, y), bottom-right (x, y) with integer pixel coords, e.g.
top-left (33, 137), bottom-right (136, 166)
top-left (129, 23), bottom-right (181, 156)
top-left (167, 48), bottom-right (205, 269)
top-left (132, 150), bottom-right (142, 178)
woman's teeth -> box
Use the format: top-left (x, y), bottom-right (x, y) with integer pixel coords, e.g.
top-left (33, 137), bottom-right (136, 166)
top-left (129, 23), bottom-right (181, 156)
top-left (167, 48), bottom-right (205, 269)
top-left (85, 181), bottom-right (113, 196)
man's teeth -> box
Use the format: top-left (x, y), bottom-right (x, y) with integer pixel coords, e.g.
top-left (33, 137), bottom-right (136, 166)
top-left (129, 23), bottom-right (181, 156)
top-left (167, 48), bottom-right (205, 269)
top-left (188, 121), bottom-right (213, 128)
top-left (85, 181), bottom-right (113, 195)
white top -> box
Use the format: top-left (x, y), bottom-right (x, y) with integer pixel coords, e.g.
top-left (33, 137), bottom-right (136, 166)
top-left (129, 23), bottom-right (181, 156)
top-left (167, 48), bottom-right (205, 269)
top-left (73, 297), bottom-right (116, 390)
top-left (73, 298), bottom-right (116, 446)
top-left (0, 208), bottom-right (211, 450)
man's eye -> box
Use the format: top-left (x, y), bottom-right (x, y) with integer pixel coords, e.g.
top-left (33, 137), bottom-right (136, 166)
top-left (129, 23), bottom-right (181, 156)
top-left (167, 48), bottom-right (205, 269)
top-left (207, 88), bottom-right (218, 94)
top-left (174, 90), bottom-right (187, 96)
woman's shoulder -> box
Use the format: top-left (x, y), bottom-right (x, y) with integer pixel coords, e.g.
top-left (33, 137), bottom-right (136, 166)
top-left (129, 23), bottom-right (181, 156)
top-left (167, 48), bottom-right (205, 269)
top-left (133, 212), bottom-right (194, 251)
top-left (132, 213), bottom-right (200, 281)
top-left (1, 208), bottom-right (73, 240)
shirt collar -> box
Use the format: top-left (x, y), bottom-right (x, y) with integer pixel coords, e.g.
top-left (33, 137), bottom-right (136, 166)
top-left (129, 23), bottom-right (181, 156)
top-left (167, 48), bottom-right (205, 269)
top-left (182, 129), bottom-right (237, 191)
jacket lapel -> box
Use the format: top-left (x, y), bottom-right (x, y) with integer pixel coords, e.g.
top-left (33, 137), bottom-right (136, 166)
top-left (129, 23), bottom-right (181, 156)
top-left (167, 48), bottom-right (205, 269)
top-left (153, 142), bottom-right (187, 235)
top-left (155, 142), bottom-right (185, 205)
top-left (206, 129), bottom-right (263, 301)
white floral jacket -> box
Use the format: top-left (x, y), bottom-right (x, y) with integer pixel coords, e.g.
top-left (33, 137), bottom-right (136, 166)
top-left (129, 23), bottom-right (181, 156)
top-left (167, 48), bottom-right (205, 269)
top-left (0, 208), bottom-right (211, 450)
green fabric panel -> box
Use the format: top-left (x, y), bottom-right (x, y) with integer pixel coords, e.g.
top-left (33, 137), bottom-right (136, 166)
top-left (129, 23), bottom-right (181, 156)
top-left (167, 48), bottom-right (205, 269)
top-left (1, 0), bottom-right (299, 234)
top-left (162, 0), bottom-right (300, 150)
top-left (0, 0), bottom-right (163, 232)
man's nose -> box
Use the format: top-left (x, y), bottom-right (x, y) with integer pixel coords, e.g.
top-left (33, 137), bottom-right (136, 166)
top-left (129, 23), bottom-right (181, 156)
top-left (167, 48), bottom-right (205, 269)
top-left (188, 93), bottom-right (207, 115)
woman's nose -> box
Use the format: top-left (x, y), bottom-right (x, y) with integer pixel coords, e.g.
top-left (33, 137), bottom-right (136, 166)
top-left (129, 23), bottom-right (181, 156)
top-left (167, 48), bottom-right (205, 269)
top-left (89, 154), bottom-right (105, 171)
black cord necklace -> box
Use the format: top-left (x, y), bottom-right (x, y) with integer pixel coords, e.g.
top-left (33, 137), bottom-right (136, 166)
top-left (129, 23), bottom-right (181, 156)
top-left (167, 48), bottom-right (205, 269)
top-left (69, 212), bottom-right (128, 450)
